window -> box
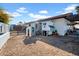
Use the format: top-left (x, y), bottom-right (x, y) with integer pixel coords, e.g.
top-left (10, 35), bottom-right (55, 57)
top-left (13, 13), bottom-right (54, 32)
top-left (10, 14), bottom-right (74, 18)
top-left (43, 23), bottom-right (46, 25)
top-left (43, 23), bottom-right (46, 28)
top-left (36, 24), bottom-right (37, 29)
top-left (29, 24), bottom-right (31, 26)
top-left (0, 26), bottom-right (2, 32)
top-left (49, 25), bottom-right (56, 32)
top-left (1, 26), bottom-right (2, 32)
top-left (32, 27), bottom-right (34, 33)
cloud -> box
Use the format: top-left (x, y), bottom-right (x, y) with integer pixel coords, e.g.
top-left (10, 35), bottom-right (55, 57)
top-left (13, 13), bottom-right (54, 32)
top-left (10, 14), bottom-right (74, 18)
top-left (5, 11), bottom-right (22, 17)
top-left (56, 4), bottom-right (78, 14)
top-left (65, 4), bottom-right (77, 12)
top-left (63, 4), bottom-right (78, 14)
top-left (28, 13), bottom-right (51, 19)
top-left (39, 10), bottom-right (48, 14)
top-left (17, 7), bottom-right (28, 13)
top-left (4, 7), bottom-right (27, 17)
top-left (11, 12), bottom-right (22, 17)
top-left (5, 7), bottom-right (28, 17)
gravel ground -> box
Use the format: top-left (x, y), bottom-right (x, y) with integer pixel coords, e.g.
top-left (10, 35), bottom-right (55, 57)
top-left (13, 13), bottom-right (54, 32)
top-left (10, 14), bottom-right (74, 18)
top-left (0, 32), bottom-right (76, 56)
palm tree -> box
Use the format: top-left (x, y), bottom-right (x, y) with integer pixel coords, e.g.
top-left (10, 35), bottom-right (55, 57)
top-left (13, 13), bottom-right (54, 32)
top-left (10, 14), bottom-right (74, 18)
top-left (0, 7), bottom-right (11, 24)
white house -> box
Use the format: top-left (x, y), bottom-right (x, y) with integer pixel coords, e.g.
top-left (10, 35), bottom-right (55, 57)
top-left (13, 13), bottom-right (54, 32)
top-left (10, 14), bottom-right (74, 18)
top-left (0, 22), bottom-right (10, 49)
top-left (25, 13), bottom-right (73, 36)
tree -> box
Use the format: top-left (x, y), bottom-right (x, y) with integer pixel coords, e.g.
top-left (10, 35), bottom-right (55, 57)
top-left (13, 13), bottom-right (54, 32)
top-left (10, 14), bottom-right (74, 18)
top-left (75, 6), bottom-right (79, 14)
top-left (0, 7), bottom-right (11, 24)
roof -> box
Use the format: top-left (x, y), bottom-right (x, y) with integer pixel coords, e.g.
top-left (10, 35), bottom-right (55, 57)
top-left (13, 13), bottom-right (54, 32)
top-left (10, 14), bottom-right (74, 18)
top-left (39, 13), bottom-right (73, 22)
top-left (66, 15), bottom-right (79, 25)
top-left (24, 13), bottom-right (73, 25)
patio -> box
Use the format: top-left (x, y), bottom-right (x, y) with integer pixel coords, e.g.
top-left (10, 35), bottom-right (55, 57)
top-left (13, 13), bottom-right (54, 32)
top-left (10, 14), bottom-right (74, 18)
top-left (0, 32), bottom-right (78, 56)
top-left (0, 32), bottom-right (79, 56)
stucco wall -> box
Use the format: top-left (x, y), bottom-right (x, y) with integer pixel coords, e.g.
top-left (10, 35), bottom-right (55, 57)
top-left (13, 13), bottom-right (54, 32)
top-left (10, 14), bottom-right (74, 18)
top-left (26, 27), bottom-right (32, 37)
top-left (0, 22), bottom-right (10, 49)
top-left (42, 21), bottom-right (53, 31)
top-left (30, 23), bottom-right (36, 36)
top-left (0, 22), bottom-right (5, 33)
top-left (0, 22), bottom-right (9, 33)
top-left (41, 21), bottom-right (54, 35)
top-left (0, 32), bottom-right (10, 49)
top-left (26, 18), bottom-right (70, 36)
top-left (53, 18), bottom-right (70, 36)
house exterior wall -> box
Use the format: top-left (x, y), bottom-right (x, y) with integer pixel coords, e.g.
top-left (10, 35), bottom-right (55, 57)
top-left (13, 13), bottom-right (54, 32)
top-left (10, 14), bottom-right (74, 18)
top-left (53, 18), bottom-right (70, 36)
top-left (31, 23), bottom-right (36, 36)
top-left (0, 23), bottom-right (5, 33)
top-left (0, 23), bottom-right (2, 33)
top-left (26, 26), bottom-right (32, 37)
top-left (35, 22), bottom-right (42, 35)
top-left (41, 21), bottom-right (53, 31)
top-left (0, 23), bottom-right (9, 33)
top-left (26, 23), bottom-right (36, 37)
top-left (41, 21), bottom-right (54, 35)
top-left (0, 22), bottom-right (10, 49)
top-left (4, 24), bottom-right (9, 32)
top-left (25, 18), bottom-right (71, 36)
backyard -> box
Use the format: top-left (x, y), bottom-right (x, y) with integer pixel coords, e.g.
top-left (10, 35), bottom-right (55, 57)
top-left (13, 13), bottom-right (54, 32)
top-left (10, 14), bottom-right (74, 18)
top-left (0, 32), bottom-right (79, 56)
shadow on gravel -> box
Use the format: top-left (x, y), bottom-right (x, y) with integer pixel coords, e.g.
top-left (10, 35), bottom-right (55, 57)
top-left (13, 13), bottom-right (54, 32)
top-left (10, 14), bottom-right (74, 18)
top-left (23, 35), bottom-right (79, 56)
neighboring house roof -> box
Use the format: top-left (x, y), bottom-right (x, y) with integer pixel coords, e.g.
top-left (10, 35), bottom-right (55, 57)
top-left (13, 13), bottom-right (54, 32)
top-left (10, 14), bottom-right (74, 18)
top-left (73, 14), bottom-right (79, 21)
top-left (67, 14), bottom-right (79, 25)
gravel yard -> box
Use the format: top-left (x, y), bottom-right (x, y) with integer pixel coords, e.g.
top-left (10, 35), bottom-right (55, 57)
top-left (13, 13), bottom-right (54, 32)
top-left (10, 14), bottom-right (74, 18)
top-left (0, 32), bottom-right (78, 56)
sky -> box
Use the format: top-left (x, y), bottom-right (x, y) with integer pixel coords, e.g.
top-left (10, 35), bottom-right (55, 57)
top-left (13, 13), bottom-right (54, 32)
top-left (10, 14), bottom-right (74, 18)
top-left (0, 3), bottom-right (79, 24)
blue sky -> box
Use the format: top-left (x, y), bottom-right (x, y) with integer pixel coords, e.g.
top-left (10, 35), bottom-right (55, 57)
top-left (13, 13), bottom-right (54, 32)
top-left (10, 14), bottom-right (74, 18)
top-left (0, 3), bottom-right (79, 24)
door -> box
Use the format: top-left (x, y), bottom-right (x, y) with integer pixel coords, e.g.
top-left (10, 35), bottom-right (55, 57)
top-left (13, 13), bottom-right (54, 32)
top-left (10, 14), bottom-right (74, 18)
top-left (43, 31), bottom-right (47, 36)
top-left (28, 29), bottom-right (29, 36)
top-left (45, 31), bottom-right (47, 36)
